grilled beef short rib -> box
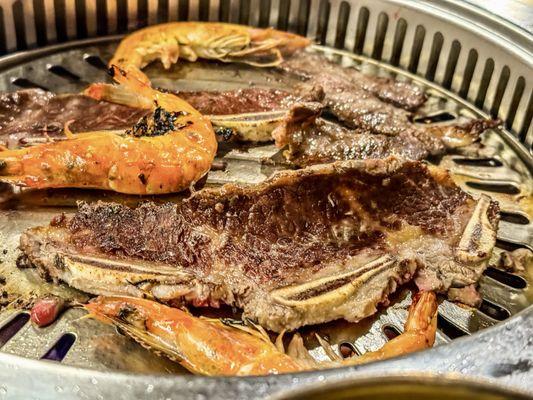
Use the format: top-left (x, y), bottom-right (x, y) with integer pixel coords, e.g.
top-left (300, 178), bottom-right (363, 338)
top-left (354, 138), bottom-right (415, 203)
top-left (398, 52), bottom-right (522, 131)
top-left (273, 102), bottom-right (501, 166)
top-left (20, 158), bottom-right (498, 331)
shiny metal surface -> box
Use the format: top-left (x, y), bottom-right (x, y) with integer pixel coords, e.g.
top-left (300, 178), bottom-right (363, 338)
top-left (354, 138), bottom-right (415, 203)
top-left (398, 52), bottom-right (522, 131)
top-left (275, 374), bottom-right (533, 399)
top-left (0, 0), bottom-right (531, 399)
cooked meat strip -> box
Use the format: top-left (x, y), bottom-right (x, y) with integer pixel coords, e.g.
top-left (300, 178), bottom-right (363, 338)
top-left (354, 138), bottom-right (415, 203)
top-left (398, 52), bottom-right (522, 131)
top-left (20, 157), bottom-right (498, 331)
top-left (173, 88), bottom-right (295, 115)
top-left (0, 89), bottom-right (149, 149)
top-left (273, 102), bottom-right (500, 166)
top-left (305, 73), bottom-right (499, 151)
top-left (280, 51), bottom-right (427, 111)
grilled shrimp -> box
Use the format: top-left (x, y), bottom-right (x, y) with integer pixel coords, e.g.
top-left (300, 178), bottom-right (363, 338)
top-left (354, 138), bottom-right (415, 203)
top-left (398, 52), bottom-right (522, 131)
top-left (110, 22), bottom-right (310, 84)
top-left (85, 292), bottom-right (438, 376)
top-left (0, 66), bottom-right (217, 194)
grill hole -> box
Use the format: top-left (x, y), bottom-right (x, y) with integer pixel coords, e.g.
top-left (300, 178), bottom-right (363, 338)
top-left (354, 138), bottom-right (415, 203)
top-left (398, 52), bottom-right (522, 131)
top-left (41, 333), bottom-right (76, 361)
top-left (442, 40), bottom-right (461, 89)
top-left (277, 0), bottom-right (290, 31)
top-left (315, 0), bottom-right (330, 45)
top-left (238, 0), bottom-right (250, 25)
top-left (505, 76), bottom-right (526, 131)
top-left (371, 12), bottom-right (388, 60)
top-left (413, 111), bottom-right (456, 124)
top-left (478, 299), bottom-right (510, 321)
top-left (353, 7), bottom-right (369, 54)
top-left (500, 211), bottom-right (529, 225)
top-left (339, 341), bottom-right (359, 358)
top-left (390, 18), bottom-right (407, 66)
top-left (219, 0), bottom-right (230, 22)
top-left (437, 314), bottom-right (469, 339)
top-left (84, 54), bottom-right (107, 70)
top-left (96, 0), bottom-right (108, 36)
top-left (465, 181), bottom-right (520, 195)
top-left (490, 66), bottom-right (510, 118)
top-left (178, 0), bottom-right (189, 20)
top-left (75, 0), bottom-right (88, 39)
top-left (0, 313), bottom-right (30, 347)
top-left (334, 2), bottom-right (350, 49)
top-left (199, 0), bottom-right (210, 22)
top-left (459, 49), bottom-right (478, 99)
top-left (452, 157), bottom-right (503, 167)
top-left (54, 0), bottom-right (67, 42)
top-left (382, 325), bottom-right (400, 340)
top-left (0, 7), bottom-right (6, 55)
top-left (11, 77), bottom-right (49, 91)
top-left (484, 267), bottom-right (527, 289)
top-left (475, 58), bottom-right (495, 109)
top-left (33, 0), bottom-right (47, 46)
top-left (47, 64), bottom-right (81, 81)
top-left (518, 91), bottom-right (532, 144)
top-left (425, 31), bottom-right (443, 81)
top-left (13, 0), bottom-right (27, 50)
top-left (408, 25), bottom-right (425, 73)
top-left (260, 0), bottom-right (273, 28)
top-left (137, 0), bottom-right (148, 28)
top-left (117, 0), bottom-right (128, 33)
top-left (496, 239), bottom-right (525, 252)
top-left (157, 0), bottom-right (169, 23)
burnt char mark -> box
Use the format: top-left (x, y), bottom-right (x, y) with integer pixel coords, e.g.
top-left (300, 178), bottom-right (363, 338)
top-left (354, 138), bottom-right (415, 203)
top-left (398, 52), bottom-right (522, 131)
top-left (67, 160), bottom-right (468, 283)
top-left (126, 107), bottom-right (188, 137)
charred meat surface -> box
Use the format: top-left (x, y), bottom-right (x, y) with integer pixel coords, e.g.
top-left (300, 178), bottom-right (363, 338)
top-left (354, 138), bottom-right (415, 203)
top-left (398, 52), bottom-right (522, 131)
top-left (0, 89), bottom-right (149, 148)
top-left (274, 102), bottom-right (500, 166)
top-left (20, 158), bottom-right (499, 331)
top-left (174, 88), bottom-right (295, 115)
top-left (280, 51), bottom-right (427, 111)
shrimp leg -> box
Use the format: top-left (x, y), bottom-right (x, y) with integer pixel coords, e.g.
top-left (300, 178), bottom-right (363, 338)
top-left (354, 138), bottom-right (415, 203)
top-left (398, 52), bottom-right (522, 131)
top-left (85, 291), bottom-right (438, 376)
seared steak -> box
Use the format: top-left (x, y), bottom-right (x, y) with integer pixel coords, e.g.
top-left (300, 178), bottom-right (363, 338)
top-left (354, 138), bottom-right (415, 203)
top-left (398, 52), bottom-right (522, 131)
top-left (280, 51), bottom-right (427, 111)
top-left (274, 102), bottom-right (500, 166)
top-left (0, 89), bottom-right (148, 148)
top-left (20, 158), bottom-right (498, 331)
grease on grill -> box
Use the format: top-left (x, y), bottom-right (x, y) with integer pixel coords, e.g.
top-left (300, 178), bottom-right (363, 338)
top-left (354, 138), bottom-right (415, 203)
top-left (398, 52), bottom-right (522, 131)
top-left (126, 106), bottom-right (189, 137)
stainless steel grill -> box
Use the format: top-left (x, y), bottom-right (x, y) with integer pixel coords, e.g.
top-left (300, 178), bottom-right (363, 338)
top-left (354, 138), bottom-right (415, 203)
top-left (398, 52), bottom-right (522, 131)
top-left (0, 1), bottom-right (531, 399)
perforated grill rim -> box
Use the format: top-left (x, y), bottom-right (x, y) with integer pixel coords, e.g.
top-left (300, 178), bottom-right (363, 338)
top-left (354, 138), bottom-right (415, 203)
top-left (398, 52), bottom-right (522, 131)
top-left (0, 0), bottom-right (531, 149)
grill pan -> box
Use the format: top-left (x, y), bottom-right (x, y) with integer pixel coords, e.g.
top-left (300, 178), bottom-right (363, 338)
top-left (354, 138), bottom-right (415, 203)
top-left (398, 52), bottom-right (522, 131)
top-left (0, 0), bottom-right (532, 399)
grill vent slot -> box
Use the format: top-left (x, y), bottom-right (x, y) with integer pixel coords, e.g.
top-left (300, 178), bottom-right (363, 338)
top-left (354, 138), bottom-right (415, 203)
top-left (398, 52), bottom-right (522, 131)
top-left (390, 18), bottom-right (406, 67)
top-left (12, 0), bottom-right (27, 50)
top-left (371, 11), bottom-right (388, 60)
top-left (483, 267), bottom-right (527, 289)
top-left (475, 58), bottom-right (495, 110)
top-left (459, 48), bottom-right (478, 99)
top-left (353, 6), bottom-right (369, 54)
top-left (41, 332), bottom-right (76, 361)
top-left (0, 313), bottom-right (29, 348)
top-left (334, 2), bottom-right (350, 50)
top-left (408, 25), bottom-right (425, 73)
top-left (425, 31), bottom-right (444, 82)
top-left (437, 314), bottom-right (469, 339)
top-left (490, 66), bottom-right (511, 118)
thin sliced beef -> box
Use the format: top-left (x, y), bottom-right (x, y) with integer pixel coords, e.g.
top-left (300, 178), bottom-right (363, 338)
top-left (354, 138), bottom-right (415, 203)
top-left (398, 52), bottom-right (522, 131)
top-left (274, 102), bottom-right (501, 166)
top-left (0, 89), bottom-right (148, 148)
top-left (20, 157), bottom-right (498, 331)
top-left (280, 51), bottom-right (427, 111)
top-left (174, 88), bottom-right (295, 115)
